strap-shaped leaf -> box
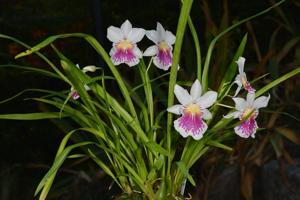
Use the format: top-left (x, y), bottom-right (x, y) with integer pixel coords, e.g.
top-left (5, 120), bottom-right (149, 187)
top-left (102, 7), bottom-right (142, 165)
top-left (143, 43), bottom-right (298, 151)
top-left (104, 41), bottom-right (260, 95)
top-left (206, 140), bottom-right (233, 151)
top-left (176, 161), bottom-right (196, 186)
top-left (0, 112), bottom-right (67, 120)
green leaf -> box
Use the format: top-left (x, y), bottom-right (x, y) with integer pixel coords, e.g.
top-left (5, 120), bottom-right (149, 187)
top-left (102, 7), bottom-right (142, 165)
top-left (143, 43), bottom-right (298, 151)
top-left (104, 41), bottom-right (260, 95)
top-left (88, 149), bottom-right (122, 188)
top-left (0, 112), bottom-right (67, 120)
top-left (35, 128), bottom-right (93, 199)
top-left (176, 161), bottom-right (196, 186)
top-left (146, 141), bottom-right (170, 157)
top-left (206, 140), bottom-right (233, 151)
top-left (138, 59), bottom-right (154, 128)
top-left (256, 67), bottom-right (300, 97)
top-left (167, 0), bottom-right (194, 180)
top-left (14, 33), bottom-right (139, 126)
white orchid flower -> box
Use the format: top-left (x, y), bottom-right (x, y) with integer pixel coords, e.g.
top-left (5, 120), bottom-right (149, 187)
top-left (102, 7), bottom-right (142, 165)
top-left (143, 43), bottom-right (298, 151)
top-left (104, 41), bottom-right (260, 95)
top-left (234, 57), bottom-right (255, 96)
top-left (143, 22), bottom-right (176, 71)
top-left (70, 64), bottom-right (96, 100)
top-left (107, 20), bottom-right (145, 67)
top-left (224, 92), bottom-right (270, 138)
top-left (167, 80), bottom-right (218, 140)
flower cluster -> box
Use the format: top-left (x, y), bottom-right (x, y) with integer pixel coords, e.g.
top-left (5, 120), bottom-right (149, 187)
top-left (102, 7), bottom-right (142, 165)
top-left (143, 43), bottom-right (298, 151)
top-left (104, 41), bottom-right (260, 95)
top-left (106, 20), bottom-right (270, 141)
top-left (167, 57), bottom-right (270, 140)
top-left (107, 20), bottom-right (175, 70)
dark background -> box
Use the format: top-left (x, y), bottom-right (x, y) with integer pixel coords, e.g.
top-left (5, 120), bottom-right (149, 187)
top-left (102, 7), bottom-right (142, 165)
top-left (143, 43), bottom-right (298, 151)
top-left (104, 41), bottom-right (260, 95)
top-left (0, 0), bottom-right (300, 199)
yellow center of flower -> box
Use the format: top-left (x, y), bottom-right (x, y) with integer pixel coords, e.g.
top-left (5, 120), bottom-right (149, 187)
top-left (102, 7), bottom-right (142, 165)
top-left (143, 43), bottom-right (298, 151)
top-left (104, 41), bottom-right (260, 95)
top-left (184, 104), bottom-right (201, 115)
top-left (158, 41), bottom-right (169, 51)
top-left (117, 39), bottom-right (133, 50)
top-left (242, 108), bottom-right (255, 119)
top-left (241, 75), bottom-right (248, 87)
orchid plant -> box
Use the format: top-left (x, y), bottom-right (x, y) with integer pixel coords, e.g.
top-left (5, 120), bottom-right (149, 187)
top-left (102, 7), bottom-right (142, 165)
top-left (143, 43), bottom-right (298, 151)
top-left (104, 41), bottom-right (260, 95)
top-left (0, 0), bottom-right (298, 199)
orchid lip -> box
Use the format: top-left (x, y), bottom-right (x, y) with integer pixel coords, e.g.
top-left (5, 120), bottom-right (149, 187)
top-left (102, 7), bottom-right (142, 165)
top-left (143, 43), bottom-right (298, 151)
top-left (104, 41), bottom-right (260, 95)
top-left (114, 48), bottom-right (135, 60)
top-left (235, 118), bottom-right (258, 138)
top-left (107, 20), bottom-right (145, 66)
top-left (174, 112), bottom-right (208, 140)
top-left (226, 91), bottom-right (270, 138)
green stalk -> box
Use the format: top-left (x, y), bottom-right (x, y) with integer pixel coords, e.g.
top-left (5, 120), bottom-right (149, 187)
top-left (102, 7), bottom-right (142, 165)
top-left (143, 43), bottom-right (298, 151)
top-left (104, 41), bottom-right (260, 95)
top-left (139, 59), bottom-right (154, 128)
top-left (187, 16), bottom-right (202, 81)
top-left (166, 0), bottom-right (194, 192)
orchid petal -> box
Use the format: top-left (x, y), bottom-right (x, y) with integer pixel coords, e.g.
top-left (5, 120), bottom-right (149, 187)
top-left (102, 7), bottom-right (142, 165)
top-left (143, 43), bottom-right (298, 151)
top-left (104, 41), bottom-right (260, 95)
top-left (133, 46), bottom-right (143, 59)
top-left (121, 20), bottom-right (132, 37)
top-left (253, 94), bottom-right (270, 109)
top-left (82, 65), bottom-right (97, 73)
top-left (165, 30), bottom-right (176, 45)
top-left (234, 75), bottom-right (243, 86)
top-left (232, 97), bottom-right (247, 111)
top-left (146, 30), bottom-right (159, 44)
top-left (128, 28), bottom-right (145, 43)
top-left (143, 45), bottom-right (158, 56)
top-left (107, 26), bottom-right (123, 43)
top-left (167, 104), bottom-right (183, 115)
top-left (236, 57), bottom-right (246, 74)
top-left (84, 84), bottom-right (91, 91)
top-left (234, 85), bottom-right (242, 97)
top-left (202, 109), bottom-right (212, 120)
top-left (196, 91), bottom-right (217, 109)
top-left (174, 84), bottom-right (192, 105)
top-left (190, 79), bottom-right (202, 100)
top-left (153, 56), bottom-right (171, 71)
top-left (156, 22), bottom-right (165, 38)
top-left (224, 111), bottom-right (240, 119)
top-left (246, 92), bottom-right (255, 104)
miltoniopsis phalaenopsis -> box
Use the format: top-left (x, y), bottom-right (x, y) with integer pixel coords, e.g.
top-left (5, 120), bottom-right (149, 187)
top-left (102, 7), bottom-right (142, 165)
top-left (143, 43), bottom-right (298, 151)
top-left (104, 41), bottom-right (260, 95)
top-left (224, 92), bottom-right (270, 138)
top-left (107, 20), bottom-right (145, 67)
top-left (143, 22), bottom-right (176, 70)
top-left (167, 80), bottom-right (218, 140)
top-left (234, 57), bottom-right (255, 96)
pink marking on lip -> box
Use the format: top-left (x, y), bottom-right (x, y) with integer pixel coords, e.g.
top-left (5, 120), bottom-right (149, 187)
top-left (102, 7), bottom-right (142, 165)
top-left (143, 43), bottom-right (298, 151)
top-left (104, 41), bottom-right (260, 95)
top-left (244, 82), bottom-right (255, 93)
top-left (113, 48), bottom-right (136, 64)
top-left (71, 91), bottom-right (80, 100)
top-left (157, 49), bottom-right (172, 67)
top-left (177, 113), bottom-right (206, 136)
top-left (235, 117), bottom-right (258, 138)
